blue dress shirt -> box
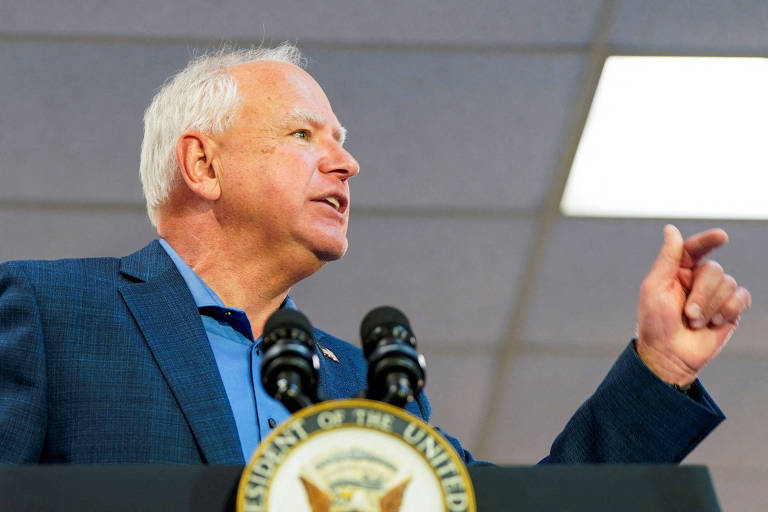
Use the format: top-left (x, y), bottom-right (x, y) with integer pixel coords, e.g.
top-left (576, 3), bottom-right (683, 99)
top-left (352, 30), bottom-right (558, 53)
top-left (158, 239), bottom-right (291, 460)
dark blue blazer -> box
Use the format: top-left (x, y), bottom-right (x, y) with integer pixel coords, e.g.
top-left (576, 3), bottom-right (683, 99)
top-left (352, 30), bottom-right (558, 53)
top-left (0, 241), bottom-right (725, 465)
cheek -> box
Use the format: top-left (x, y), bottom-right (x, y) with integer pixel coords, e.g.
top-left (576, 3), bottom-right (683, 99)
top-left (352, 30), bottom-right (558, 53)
top-left (272, 151), bottom-right (320, 193)
top-left (259, 141), bottom-right (278, 155)
top-left (226, 149), bottom-right (318, 206)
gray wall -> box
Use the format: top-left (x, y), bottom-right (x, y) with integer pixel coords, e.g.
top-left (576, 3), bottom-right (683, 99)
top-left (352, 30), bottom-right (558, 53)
top-left (2, 1), bottom-right (767, 509)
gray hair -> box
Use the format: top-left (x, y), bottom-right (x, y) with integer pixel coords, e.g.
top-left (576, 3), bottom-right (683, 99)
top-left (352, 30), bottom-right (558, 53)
top-left (139, 44), bottom-right (304, 227)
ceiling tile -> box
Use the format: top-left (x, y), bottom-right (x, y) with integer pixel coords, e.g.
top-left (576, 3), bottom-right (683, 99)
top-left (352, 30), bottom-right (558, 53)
top-left (478, 348), bottom-right (765, 467)
top-left (611, 0), bottom-right (768, 52)
top-left (0, 208), bottom-right (155, 261)
top-left (291, 215), bottom-right (535, 347)
top-left (522, 218), bottom-right (768, 356)
top-left (685, 357), bottom-right (768, 468)
top-left (308, 48), bottom-right (586, 210)
top-left (2, 1), bottom-right (603, 46)
top-left (479, 351), bottom-right (619, 463)
top-left (420, 350), bottom-right (496, 454)
top-left (1, 42), bottom-right (585, 214)
top-left (522, 218), bottom-right (662, 349)
top-left (0, 41), bottom-right (191, 203)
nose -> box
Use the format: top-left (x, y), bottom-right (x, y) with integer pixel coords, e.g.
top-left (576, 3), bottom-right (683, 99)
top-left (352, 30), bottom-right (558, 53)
top-left (320, 142), bottom-right (360, 181)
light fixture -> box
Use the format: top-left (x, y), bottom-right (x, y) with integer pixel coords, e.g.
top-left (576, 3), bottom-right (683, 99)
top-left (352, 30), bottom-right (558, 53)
top-left (561, 56), bottom-right (768, 219)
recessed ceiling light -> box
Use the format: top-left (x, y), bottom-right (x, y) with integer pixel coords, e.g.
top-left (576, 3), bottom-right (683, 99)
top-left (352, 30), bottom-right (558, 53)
top-left (561, 56), bottom-right (768, 219)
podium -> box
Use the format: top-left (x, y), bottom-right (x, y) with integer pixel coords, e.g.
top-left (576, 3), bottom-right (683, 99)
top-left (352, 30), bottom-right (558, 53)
top-left (0, 464), bottom-right (720, 511)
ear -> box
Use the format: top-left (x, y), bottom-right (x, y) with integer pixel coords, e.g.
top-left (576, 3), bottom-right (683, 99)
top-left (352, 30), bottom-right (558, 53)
top-left (175, 130), bottom-right (222, 202)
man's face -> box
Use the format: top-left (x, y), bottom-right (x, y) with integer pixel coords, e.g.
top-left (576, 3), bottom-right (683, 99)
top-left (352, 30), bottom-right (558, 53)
top-left (214, 61), bottom-right (359, 264)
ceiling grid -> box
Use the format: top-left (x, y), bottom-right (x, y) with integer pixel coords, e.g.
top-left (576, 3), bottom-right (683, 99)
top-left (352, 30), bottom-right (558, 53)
top-left (2, 2), bottom-right (767, 509)
top-left (474, 0), bottom-right (619, 457)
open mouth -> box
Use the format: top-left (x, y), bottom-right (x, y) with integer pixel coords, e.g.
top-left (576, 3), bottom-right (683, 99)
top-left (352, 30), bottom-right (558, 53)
top-left (317, 195), bottom-right (347, 214)
top-left (323, 197), bottom-right (341, 211)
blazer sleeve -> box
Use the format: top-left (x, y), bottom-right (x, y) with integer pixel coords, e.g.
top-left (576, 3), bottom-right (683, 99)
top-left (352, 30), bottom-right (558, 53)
top-left (0, 263), bottom-right (47, 463)
top-left (543, 340), bottom-right (725, 463)
top-left (439, 341), bottom-right (724, 467)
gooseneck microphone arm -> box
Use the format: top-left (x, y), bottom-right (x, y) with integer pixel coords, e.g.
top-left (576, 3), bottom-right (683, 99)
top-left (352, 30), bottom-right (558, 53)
top-left (381, 363), bottom-right (417, 406)
top-left (273, 370), bottom-right (315, 412)
top-left (360, 306), bottom-right (426, 409)
top-left (260, 309), bottom-right (321, 413)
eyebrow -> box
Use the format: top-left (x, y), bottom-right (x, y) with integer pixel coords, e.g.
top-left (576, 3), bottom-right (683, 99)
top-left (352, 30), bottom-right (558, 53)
top-left (286, 109), bottom-right (347, 145)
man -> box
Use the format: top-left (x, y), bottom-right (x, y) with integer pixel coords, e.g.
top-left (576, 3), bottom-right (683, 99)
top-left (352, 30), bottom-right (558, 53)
top-left (0, 45), bottom-right (751, 465)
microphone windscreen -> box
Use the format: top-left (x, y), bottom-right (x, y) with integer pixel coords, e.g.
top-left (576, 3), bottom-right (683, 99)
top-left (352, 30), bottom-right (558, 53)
top-left (263, 309), bottom-right (314, 342)
top-left (360, 306), bottom-right (412, 343)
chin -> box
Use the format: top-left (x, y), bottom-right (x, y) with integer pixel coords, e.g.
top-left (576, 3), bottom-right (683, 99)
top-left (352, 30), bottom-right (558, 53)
top-left (314, 244), bottom-right (347, 262)
top-left (298, 226), bottom-right (349, 262)
top-left (311, 236), bottom-right (348, 262)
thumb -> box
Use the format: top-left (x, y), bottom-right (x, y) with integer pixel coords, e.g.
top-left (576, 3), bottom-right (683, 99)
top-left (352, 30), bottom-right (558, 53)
top-left (647, 224), bottom-right (684, 284)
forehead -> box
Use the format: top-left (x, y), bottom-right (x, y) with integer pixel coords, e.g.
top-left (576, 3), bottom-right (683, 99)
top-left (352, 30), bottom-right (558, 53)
top-left (229, 61), bottom-right (336, 122)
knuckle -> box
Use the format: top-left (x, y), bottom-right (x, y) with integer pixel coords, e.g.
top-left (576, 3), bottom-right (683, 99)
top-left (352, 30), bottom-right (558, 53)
top-left (738, 287), bottom-right (752, 308)
top-left (693, 259), bottom-right (723, 280)
top-left (721, 301), bottom-right (741, 320)
top-left (722, 288), bottom-right (751, 318)
top-left (722, 274), bottom-right (738, 291)
top-left (703, 259), bottom-right (723, 274)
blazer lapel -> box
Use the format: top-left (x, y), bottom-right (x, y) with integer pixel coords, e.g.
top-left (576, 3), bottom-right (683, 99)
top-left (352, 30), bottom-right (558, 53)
top-left (118, 242), bottom-right (243, 464)
top-left (314, 331), bottom-right (362, 401)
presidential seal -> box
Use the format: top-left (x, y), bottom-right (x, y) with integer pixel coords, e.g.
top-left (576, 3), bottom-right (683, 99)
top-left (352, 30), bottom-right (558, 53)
top-left (237, 399), bottom-right (476, 512)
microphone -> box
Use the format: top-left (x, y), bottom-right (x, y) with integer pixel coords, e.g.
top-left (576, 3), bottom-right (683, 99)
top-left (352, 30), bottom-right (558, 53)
top-left (261, 309), bottom-right (320, 413)
top-left (360, 306), bottom-right (426, 408)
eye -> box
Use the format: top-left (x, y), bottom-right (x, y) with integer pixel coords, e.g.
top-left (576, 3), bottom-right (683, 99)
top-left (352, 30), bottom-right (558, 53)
top-left (291, 129), bottom-right (311, 140)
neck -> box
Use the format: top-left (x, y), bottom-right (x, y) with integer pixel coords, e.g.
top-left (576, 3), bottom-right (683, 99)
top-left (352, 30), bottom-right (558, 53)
top-left (159, 216), bottom-right (323, 338)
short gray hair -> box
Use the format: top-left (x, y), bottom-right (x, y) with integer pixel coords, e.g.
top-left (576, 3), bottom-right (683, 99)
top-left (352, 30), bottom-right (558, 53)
top-left (139, 44), bottom-right (303, 227)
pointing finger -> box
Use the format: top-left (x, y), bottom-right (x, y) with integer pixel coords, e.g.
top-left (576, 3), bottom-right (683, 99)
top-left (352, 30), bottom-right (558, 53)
top-left (681, 228), bottom-right (728, 268)
top-left (647, 224), bottom-right (684, 283)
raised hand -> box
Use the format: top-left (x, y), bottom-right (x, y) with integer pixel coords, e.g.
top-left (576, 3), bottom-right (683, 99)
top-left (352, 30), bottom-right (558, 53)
top-left (636, 225), bottom-right (751, 386)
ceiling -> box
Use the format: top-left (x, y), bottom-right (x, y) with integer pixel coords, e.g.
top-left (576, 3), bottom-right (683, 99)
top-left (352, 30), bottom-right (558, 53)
top-left (2, 1), bottom-right (767, 509)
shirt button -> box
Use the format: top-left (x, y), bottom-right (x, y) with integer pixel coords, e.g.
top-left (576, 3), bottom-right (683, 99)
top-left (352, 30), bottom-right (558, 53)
top-left (268, 418), bottom-right (277, 429)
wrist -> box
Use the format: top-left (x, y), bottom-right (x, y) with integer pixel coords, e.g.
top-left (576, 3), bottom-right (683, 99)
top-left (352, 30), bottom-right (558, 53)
top-left (634, 338), bottom-right (697, 387)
